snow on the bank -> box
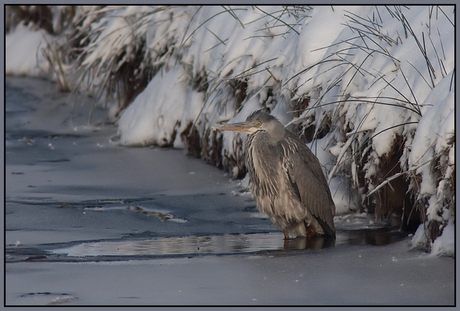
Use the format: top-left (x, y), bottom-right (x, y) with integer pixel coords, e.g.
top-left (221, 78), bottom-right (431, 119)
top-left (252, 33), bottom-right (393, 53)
top-left (118, 66), bottom-right (188, 146)
top-left (117, 65), bottom-right (208, 148)
top-left (412, 221), bottom-right (455, 257)
top-left (408, 71), bottom-right (454, 197)
top-left (431, 221), bottom-right (455, 256)
top-left (6, 25), bottom-right (52, 77)
top-left (5, 5), bottom-right (455, 255)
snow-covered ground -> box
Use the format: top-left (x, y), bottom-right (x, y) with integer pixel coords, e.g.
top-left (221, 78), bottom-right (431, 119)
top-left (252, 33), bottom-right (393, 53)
top-left (5, 5), bottom-right (455, 254)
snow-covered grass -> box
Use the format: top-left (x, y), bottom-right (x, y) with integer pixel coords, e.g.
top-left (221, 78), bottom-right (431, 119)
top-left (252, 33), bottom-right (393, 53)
top-left (5, 5), bottom-right (455, 255)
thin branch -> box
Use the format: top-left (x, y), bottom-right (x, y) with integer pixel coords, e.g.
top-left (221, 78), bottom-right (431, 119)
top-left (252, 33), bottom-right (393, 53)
top-left (367, 159), bottom-right (432, 197)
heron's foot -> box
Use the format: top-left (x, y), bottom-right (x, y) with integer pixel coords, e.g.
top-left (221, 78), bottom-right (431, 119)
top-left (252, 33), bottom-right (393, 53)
top-left (283, 230), bottom-right (293, 240)
top-left (304, 222), bottom-right (318, 238)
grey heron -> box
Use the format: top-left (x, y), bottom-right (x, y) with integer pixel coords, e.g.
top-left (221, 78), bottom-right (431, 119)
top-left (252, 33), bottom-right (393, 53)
top-left (214, 110), bottom-right (336, 239)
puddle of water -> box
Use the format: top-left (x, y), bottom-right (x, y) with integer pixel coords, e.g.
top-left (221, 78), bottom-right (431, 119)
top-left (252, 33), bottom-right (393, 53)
top-left (338, 228), bottom-right (408, 246)
top-left (49, 228), bottom-right (406, 258)
top-left (50, 233), bottom-right (287, 257)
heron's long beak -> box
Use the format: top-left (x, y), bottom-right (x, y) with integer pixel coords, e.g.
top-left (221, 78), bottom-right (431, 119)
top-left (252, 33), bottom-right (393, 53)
top-left (212, 122), bottom-right (255, 134)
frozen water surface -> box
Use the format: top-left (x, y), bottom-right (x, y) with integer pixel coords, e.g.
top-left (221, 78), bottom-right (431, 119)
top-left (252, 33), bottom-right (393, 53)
top-left (5, 77), bottom-right (454, 306)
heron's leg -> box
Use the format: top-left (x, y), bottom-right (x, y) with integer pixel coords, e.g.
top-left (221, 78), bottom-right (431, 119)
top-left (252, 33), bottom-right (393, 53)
top-left (304, 221), bottom-right (317, 238)
top-left (283, 230), bottom-right (290, 240)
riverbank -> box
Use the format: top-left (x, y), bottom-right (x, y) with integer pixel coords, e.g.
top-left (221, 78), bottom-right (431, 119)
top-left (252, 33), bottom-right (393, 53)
top-left (5, 77), bottom-right (454, 306)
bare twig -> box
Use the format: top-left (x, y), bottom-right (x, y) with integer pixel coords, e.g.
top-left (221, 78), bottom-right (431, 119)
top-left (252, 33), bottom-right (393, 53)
top-left (367, 159), bottom-right (432, 197)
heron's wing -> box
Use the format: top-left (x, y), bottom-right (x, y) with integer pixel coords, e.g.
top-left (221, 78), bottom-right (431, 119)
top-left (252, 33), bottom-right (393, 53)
top-left (282, 133), bottom-right (336, 236)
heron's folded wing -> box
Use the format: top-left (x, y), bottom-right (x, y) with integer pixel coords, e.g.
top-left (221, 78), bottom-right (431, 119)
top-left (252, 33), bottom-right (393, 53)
top-left (283, 134), bottom-right (336, 236)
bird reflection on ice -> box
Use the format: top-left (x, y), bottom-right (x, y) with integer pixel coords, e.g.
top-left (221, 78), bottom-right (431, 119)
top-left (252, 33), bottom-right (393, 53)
top-left (50, 228), bottom-right (404, 258)
top-left (52, 233), bottom-right (286, 257)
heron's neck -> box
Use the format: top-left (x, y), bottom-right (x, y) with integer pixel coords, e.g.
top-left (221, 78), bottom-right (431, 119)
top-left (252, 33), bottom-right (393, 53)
top-left (249, 129), bottom-right (285, 148)
top-left (270, 126), bottom-right (286, 145)
top-left (268, 122), bottom-right (286, 144)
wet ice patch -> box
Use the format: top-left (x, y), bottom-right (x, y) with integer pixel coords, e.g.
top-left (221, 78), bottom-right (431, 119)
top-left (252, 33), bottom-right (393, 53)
top-left (47, 228), bottom-right (404, 259)
top-left (51, 233), bottom-right (287, 257)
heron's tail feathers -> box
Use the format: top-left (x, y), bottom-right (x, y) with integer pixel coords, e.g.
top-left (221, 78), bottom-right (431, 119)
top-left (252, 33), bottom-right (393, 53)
top-left (313, 216), bottom-right (336, 238)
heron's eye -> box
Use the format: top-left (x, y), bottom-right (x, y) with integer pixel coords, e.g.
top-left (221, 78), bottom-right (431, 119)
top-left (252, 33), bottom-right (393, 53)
top-left (256, 121), bottom-right (262, 126)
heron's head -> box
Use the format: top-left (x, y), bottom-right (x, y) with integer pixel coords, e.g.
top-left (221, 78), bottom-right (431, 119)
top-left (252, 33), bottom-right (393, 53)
top-left (213, 110), bottom-right (285, 141)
